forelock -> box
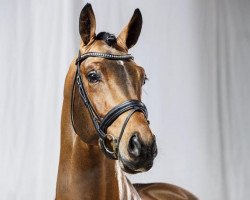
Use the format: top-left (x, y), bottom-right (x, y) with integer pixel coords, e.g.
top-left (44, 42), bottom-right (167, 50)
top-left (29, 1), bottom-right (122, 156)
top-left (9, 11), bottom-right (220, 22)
top-left (96, 32), bottom-right (117, 46)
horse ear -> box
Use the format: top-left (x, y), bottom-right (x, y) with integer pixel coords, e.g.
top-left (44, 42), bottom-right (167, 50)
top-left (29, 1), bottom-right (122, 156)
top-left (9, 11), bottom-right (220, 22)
top-left (79, 3), bottom-right (96, 46)
top-left (117, 9), bottom-right (142, 50)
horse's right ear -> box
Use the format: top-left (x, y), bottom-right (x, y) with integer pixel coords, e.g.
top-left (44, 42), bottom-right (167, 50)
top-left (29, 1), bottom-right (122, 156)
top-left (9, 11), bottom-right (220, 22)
top-left (117, 9), bottom-right (142, 50)
top-left (79, 3), bottom-right (96, 46)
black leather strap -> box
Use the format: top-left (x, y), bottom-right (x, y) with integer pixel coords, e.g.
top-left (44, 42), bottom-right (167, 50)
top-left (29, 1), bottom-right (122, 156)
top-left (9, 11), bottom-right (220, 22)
top-left (99, 109), bottom-right (140, 159)
top-left (100, 100), bottom-right (147, 132)
top-left (76, 52), bottom-right (134, 65)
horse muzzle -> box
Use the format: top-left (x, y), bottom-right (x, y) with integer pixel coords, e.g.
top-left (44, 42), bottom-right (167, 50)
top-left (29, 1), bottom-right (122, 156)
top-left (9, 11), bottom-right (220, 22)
top-left (118, 134), bottom-right (158, 174)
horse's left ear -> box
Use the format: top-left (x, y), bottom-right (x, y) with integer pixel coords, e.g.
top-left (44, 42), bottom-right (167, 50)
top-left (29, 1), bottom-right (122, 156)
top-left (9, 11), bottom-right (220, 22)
top-left (79, 3), bottom-right (96, 46)
top-left (117, 9), bottom-right (142, 50)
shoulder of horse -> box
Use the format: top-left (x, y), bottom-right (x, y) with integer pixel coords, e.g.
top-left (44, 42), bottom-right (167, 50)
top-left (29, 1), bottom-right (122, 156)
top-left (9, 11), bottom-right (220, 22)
top-left (133, 182), bottom-right (199, 200)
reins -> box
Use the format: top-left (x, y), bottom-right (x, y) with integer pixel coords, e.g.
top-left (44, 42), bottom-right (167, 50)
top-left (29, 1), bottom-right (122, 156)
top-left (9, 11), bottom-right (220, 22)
top-left (75, 51), bottom-right (148, 159)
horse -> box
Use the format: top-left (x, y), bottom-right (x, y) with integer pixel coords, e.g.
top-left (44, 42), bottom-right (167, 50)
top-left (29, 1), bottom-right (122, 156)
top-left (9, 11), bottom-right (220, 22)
top-left (56, 3), bottom-right (198, 200)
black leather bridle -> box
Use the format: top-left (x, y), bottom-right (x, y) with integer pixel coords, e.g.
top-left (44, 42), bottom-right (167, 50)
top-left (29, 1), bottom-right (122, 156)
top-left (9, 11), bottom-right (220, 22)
top-left (75, 51), bottom-right (148, 160)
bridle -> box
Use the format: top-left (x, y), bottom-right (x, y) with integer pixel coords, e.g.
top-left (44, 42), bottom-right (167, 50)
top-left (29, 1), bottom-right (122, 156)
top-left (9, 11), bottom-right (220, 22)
top-left (74, 51), bottom-right (148, 160)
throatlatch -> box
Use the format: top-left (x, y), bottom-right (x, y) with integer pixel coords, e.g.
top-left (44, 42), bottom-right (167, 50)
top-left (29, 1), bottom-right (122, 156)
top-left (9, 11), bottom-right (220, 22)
top-left (75, 51), bottom-right (148, 159)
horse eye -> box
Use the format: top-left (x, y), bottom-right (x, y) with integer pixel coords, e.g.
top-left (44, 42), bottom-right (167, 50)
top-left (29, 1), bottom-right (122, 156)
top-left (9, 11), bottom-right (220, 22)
top-left (87, 71), bottom-right (100, 83)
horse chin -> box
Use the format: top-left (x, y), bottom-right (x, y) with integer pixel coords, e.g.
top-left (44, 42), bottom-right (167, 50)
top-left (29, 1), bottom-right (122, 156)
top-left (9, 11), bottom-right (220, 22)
top-left (118, 155), bottom-right (153, 174)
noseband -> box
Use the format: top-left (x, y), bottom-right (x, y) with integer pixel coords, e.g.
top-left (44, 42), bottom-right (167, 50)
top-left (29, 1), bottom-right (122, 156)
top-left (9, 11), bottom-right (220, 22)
top-left (75, 51), bottom-right (148, 160)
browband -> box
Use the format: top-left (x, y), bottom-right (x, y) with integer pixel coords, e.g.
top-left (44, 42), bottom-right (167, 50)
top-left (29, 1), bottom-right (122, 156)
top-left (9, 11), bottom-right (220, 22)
top-left (76, 52), bottom-right (134, 65)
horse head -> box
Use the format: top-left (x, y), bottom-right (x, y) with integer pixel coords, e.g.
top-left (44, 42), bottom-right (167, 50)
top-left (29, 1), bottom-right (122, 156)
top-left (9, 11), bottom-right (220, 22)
top-left (71, 3), bottom-right (157, 174)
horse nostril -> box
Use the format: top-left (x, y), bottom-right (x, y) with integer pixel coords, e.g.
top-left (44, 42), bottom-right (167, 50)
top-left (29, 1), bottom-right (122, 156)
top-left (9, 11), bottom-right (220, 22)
top-left (128, 134), bottom-right (141, 158)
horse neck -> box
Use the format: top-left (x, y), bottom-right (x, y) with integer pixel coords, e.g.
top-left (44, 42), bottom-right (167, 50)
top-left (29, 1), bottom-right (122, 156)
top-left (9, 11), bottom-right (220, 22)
top-left (56, 63), bottom-right (120, 200)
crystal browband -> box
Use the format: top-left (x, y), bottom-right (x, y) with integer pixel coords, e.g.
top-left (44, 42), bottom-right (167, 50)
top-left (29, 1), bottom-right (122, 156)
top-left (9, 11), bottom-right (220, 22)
top-left (75, 52), bottom-right (134, 65)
